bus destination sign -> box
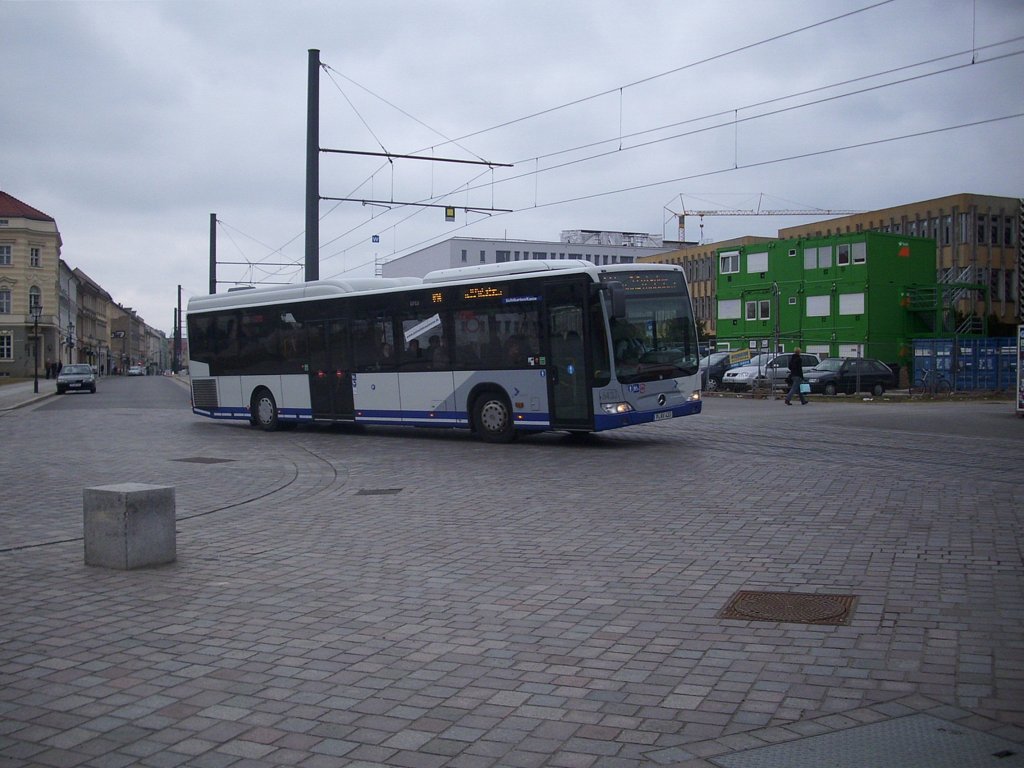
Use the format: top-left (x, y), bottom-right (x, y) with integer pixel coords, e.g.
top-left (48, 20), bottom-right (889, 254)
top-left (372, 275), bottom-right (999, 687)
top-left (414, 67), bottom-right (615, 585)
top-left (464, 286), bottom-right (503, 300)
top-left (601, 271), bottom-right (684, 293)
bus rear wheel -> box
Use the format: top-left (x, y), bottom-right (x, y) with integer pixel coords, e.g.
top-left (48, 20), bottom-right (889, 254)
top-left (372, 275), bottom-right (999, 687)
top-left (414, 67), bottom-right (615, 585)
top-left (473, 391), bottom-right (516, 443)
top-left (252, 388), bottom-right (279, 431)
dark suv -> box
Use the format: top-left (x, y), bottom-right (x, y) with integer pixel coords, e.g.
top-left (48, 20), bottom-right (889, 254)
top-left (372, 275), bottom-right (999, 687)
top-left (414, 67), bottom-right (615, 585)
top-left (804, 357), bottom-right (895, 396)
top-left (699, 352), bottom-right (733, 391)
top-left (56, 364), bottom-right (97, 394)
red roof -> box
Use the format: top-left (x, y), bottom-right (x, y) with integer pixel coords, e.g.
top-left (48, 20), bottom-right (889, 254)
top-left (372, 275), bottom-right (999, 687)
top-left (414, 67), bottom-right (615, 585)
top-left (0, 191), bottom-right (55, 222)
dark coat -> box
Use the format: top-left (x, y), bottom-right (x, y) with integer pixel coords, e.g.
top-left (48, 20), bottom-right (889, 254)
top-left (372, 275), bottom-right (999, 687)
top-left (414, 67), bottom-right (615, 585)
top-left (787, 352), bottom-right (804, 379)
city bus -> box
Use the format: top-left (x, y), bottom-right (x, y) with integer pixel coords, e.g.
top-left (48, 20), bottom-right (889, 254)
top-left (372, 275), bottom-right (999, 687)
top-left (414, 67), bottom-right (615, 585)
top-left (185, 260), bottom-right (701, 442)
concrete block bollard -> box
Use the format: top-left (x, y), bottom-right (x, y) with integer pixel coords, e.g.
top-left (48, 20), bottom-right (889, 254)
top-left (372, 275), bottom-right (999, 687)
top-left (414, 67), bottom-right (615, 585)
top-left (83, 483), bottom-right (176, 569)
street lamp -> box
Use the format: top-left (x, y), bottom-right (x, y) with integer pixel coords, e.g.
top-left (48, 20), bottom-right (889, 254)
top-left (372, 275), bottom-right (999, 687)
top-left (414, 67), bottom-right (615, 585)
top-left (30, 304), bottom-right (42, 394)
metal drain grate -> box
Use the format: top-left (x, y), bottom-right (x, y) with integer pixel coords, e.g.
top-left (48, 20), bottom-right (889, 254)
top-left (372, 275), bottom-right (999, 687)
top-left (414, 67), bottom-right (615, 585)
top-left (171, 457), bottom-right (236, 464)
top-left (719, 590), bottom-right (857, 625)
top-left (356, 488), bottom-right (403, 496)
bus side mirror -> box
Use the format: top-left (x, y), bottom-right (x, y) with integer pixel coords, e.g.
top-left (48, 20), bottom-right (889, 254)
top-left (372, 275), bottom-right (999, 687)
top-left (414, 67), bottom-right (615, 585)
top-left (604, 282), bottom-right (626, 320)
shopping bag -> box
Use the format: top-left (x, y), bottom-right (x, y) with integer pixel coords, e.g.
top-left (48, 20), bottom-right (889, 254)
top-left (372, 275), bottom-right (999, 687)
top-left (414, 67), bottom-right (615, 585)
top-left (799, 383), bottom-right (811, 394)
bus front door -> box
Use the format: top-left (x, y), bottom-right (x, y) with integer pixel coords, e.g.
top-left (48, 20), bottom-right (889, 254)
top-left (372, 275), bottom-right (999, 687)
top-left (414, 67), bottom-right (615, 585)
top-left (308, 319), bottom-right (355, 420)
top-left (543, 282), bottom-right (592, 430)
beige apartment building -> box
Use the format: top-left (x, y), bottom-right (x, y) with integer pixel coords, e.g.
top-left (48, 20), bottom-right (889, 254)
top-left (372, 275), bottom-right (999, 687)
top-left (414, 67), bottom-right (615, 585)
top-left (642, 193), bottom-right (1021, 338)
top-left (0, 190), bottom-right (170, 378)
top-left (0, 193), bottom-right (63, 378)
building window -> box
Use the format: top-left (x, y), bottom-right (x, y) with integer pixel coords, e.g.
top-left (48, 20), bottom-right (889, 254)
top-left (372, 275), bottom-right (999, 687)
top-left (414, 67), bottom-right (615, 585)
top-left (817, 246), bottom-right (832, 269)
top-left (839, 292), bottom-right (865, 315)
top-left (0, 288), bottom-right (9, 313)
top-left (496, 250), bottom-right (510, 263)
top-left (803, 248), bottom-right (817, 270)
top-left (852, 242), bottom-right (867, 264)
top-left (532, 252), bottom-right (546, 260)
top-left (990, 216), bottom-right (999, 245)
top-left (718, 299), bottom-right (741, 319)
top-left (0, 245), bottom-right (10, 266)
top-left (1004, 218), bottom-right (1014, 246)
top-left (806, 295), bottom-right (831, 317)
top-left (719, 251), bottom-right (740, 274)
top-left (29, 286), bottom-right (41, 310)
top-left (0, 332), bottom-right (11, 359)
top-left (30, 247), bottom-right (41, 267)
top-left (461, 249), bottom-right (467, 263)
top-left (990, 268), bottom-right (1002, 301)
top-left (837, 244), bottom-right (851, 266)
top-left (977, 215), bottom-right (986, 244)
top-left (745, 301), bottom-right (757, 320)
top-left (747, 251), bottom-right (768, 273)
top-left (759, 299), bottom-right (770, 320)
top-left (480, 249), bottom-right (486, 263)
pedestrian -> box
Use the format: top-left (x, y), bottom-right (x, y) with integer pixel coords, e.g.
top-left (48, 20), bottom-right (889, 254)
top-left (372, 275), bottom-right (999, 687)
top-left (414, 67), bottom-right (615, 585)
top-left (784, 347), bottom-right (808, 406)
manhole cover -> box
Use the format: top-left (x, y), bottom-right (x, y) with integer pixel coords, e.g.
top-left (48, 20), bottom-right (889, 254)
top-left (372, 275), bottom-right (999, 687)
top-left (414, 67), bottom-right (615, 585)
top-left (172, 457), bottom-right (236, 464)
top-left (356, 488), bottom-right (403, 496)
top-left (720, 591), bottom-right (857, 625)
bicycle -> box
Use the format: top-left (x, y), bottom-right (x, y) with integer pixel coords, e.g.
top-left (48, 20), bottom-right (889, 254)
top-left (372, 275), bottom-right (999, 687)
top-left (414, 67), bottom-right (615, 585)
top-left (910, 368), bottom-right (952, 396)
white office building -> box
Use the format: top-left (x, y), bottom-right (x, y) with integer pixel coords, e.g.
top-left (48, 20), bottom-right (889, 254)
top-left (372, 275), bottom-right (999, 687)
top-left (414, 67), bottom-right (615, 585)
top-left (381, 235), bottom-right (675, 279)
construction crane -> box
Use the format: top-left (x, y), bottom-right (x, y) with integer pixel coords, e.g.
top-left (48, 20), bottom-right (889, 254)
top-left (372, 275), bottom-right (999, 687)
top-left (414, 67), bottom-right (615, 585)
top-left (667, 195), bottom-right (863, 243)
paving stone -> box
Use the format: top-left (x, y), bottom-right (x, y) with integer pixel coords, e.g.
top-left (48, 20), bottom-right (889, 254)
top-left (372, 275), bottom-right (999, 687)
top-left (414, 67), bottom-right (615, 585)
top-left (2, 391), bottom-right (1022, 766)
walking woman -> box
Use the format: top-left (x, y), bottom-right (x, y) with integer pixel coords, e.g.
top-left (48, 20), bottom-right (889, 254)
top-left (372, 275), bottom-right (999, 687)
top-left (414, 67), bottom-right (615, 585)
top-left (784, 347), bottom-right (808, 405)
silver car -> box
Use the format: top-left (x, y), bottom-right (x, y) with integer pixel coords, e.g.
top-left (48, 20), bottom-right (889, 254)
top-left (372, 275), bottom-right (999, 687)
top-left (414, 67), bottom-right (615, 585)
top-left (56, 363), bottom-right (97, 394)
top-left (720, 353), bottom-right (820, 391)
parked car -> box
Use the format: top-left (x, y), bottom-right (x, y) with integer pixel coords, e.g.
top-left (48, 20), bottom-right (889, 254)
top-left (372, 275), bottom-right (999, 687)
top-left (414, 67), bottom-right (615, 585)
top-left (699, 351), bottom-right (734, 391)
top-left (56, 363), bottom-right (97, 394)
top-left (720, 352), bottom-right (820, 391)
top-left (804, 357), bottom-right (896, 396)
top-left (128, 365), bottom-right (145, 376)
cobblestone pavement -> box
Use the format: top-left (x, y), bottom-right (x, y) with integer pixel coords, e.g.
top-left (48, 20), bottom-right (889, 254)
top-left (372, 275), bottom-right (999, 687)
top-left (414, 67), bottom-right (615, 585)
top-left (1, 379), bottom-right (1022, 767)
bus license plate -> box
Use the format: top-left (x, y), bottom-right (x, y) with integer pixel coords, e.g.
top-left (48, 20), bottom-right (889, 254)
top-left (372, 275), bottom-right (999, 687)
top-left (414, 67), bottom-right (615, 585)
top-left (654, 411), bottom-right (672, 421)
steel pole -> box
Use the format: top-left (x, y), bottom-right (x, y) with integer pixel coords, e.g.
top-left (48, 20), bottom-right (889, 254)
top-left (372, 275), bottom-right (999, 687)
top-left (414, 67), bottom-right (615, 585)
top-left (305, 49), bottom-right (320, 282)
top-left (33, 313), bottom-right (39, 393)
top-left (209, 213), bottom-right (216, 295)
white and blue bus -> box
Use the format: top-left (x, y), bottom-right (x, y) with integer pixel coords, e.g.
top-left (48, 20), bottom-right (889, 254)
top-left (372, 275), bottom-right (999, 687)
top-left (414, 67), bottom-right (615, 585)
top-left (186, 260), bottom-right (701, 442)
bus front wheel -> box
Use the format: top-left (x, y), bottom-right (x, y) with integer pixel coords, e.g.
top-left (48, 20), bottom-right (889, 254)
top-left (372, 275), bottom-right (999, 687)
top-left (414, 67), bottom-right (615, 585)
top-left (473, 392), bottom-right (516, 443)
top-left (252, 388), bottom-right (279, 431)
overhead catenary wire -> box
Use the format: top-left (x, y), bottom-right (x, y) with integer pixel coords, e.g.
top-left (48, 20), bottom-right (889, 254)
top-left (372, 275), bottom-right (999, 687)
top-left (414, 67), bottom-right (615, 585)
top-left (412, 0), bottom-right (899, 152)
top-left (252, 2), bottom-right (1015, 283)
top-left (309, 0), bottom-right (902, 266)
top-left (316, 41), bottom-right (1023, 273)
top-left (321, 112), bottom-right (1023, 279)
top-left (312, 1), bottom-right (906, 264)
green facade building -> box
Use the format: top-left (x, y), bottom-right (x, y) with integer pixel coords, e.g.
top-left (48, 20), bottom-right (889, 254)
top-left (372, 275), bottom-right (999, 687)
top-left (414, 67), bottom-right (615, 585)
top-left (715, 232), bottom-right (937, 367)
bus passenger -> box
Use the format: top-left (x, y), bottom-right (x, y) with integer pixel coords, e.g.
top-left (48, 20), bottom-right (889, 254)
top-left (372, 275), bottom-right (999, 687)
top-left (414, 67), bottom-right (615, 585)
top-left (428, 335), bottom-right (449, 369)
top-left (506, 336), bottom-right (527, 367)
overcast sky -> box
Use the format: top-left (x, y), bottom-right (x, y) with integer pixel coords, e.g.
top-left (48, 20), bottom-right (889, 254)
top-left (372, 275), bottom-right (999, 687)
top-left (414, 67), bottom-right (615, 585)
top-left (2, 0), bottom-right (1021, 335)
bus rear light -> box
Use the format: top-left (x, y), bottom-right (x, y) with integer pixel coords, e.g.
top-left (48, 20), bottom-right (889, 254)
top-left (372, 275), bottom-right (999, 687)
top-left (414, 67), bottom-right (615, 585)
top-left (601, 402), bottom-right (634, 415)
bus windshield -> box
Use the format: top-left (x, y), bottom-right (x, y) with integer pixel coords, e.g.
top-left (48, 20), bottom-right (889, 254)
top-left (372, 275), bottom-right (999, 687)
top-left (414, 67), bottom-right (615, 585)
top-left (606, 272), bottom-right (699, 384)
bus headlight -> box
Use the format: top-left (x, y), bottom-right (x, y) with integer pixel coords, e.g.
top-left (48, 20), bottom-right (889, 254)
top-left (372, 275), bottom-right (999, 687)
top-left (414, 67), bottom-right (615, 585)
top-left (690, 390), bottom-right (702, 401)
top-left (601, 402), bottom-right (635, 414)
